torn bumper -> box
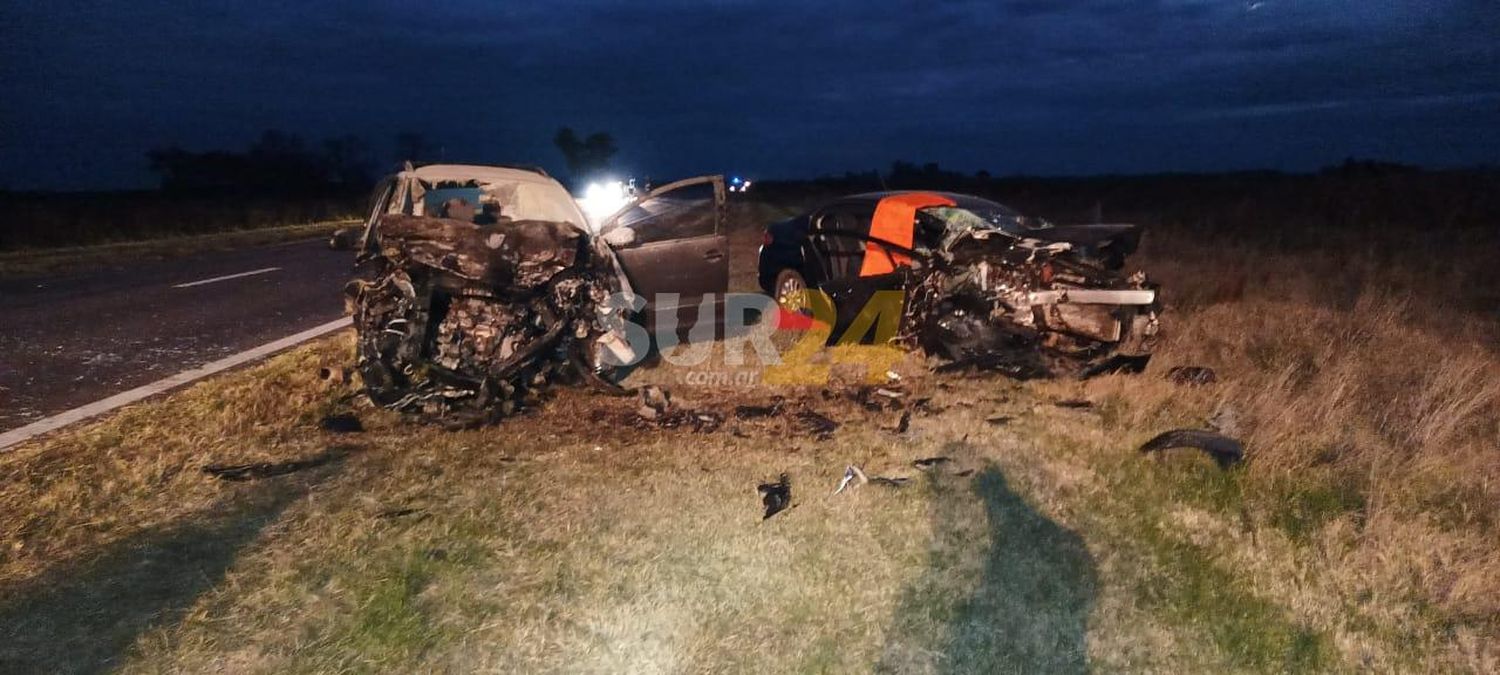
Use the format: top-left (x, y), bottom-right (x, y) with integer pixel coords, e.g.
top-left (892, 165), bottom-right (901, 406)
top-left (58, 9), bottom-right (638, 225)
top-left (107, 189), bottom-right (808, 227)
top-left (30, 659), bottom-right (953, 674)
top-left (1026, 288), bottom-right (1156, 305)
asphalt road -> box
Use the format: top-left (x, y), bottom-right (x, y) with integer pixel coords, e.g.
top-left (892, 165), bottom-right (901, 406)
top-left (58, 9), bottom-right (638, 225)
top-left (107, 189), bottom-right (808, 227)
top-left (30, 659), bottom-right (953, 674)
top-left (0, 239), bottom-right (352, 433)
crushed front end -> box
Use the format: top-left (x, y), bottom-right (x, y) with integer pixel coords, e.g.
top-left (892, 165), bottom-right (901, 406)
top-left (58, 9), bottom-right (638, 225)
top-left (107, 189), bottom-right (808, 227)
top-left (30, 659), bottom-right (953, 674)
top-left (344, 168), bottom-right (634, 425)
top-left (900, 227), bottom-right (1160, 378)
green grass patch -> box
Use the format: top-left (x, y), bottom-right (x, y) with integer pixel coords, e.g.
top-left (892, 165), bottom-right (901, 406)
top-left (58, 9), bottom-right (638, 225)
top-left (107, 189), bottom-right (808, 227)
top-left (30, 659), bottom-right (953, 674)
top-left (1260, 473), bottom-right (1368, 543)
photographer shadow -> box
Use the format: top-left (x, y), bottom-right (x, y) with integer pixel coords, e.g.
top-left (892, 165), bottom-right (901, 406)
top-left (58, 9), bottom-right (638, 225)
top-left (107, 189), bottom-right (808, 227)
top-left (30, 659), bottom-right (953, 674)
top-left (881, 466), bottom-right (1097, 674)
top-left (0, 471), bottom-right (334, 674)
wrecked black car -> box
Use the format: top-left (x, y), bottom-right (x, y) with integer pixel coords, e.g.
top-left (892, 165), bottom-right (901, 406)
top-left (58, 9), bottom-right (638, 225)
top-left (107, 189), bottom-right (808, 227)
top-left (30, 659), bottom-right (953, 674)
top-left (757, 191), bottom-right (1160, 377)
top-left (344, 164), bottom-right (728, 424)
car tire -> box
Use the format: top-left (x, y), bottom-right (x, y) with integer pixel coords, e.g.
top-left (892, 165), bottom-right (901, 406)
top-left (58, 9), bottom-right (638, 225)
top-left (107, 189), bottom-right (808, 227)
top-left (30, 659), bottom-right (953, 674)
top-left (773, 268), bottom-right (809, 313)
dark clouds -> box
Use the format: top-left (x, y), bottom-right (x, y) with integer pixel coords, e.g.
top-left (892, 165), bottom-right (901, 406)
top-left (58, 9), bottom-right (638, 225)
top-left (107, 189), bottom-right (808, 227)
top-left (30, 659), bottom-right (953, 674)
top-left (1, 0), bottom-right (1496, 189)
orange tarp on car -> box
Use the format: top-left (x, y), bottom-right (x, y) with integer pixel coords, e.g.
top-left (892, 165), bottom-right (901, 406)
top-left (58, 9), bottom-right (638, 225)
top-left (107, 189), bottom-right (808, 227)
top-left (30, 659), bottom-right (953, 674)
top-left (858, 192), bottom-right (956, 276)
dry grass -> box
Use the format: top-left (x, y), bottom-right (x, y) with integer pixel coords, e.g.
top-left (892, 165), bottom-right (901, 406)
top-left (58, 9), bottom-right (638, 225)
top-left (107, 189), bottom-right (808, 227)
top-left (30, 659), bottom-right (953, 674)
top-left (0, 200), bottom-right (1495, 672)
top-left (0, 338), bottom-right (1098, 673)
top-left (1030, 224), bottom-right (1500, 671)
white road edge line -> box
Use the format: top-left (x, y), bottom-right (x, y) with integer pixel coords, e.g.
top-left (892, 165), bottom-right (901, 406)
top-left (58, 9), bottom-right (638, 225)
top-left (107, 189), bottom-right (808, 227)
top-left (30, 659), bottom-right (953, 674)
top-left (0, 316), bottom-right (352, 451)
top-left (172, 266), bottom-right (282, 288)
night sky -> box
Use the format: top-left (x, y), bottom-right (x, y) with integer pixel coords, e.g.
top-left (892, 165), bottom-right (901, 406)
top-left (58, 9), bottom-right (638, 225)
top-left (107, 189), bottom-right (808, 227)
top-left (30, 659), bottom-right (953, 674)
top-left (2, 0), bottom-right (1497, 190)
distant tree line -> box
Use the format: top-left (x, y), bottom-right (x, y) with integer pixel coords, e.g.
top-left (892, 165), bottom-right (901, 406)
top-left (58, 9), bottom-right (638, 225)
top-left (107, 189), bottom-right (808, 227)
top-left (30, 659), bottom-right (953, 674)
top-left (552, 127), bottom-right (617, 180)
top-left (144, 126), bottom-right (621, 195)
top-left (754, 158), bottom-right (1500, 234)
top-left (146, 130), bottom-right (380, 195)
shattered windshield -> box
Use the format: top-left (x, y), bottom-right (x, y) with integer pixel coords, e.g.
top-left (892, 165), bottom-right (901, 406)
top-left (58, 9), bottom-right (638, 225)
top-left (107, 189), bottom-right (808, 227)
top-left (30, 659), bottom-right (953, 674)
top-left (916, 202), bottom-right (1051, 250)
top-left (922, 205), bottom-right (1031, 236)
top-left (409, 179), bottom-right (587, 228)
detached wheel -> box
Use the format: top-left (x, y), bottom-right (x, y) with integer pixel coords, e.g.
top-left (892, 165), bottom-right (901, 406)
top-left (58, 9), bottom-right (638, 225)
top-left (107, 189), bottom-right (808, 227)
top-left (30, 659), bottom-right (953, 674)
top-left (773, 269), bottom-right (809, 314)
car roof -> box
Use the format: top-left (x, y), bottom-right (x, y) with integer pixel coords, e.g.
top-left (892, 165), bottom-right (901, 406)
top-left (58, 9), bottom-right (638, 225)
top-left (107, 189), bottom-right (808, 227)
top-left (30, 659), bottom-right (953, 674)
top-left (401, 164), bottom-right (555, 185)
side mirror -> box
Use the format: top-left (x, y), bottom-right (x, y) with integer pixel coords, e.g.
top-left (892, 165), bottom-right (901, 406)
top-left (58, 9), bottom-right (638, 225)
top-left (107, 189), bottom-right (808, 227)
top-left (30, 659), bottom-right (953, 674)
top-left (600, 225), bottom-right (637, 248)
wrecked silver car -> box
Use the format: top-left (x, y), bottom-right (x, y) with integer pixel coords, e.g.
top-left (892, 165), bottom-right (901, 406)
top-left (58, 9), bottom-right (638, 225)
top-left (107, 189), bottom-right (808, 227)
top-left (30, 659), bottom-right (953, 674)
top-left (344, 164), bottom-right (727, 424)
top-left (757, 191), bottom-right (1160, 377)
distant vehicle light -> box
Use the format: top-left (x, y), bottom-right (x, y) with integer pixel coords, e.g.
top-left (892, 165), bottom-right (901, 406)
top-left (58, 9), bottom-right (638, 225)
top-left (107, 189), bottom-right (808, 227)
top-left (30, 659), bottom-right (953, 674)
top-left (577, 180), bottom-right (630, 225)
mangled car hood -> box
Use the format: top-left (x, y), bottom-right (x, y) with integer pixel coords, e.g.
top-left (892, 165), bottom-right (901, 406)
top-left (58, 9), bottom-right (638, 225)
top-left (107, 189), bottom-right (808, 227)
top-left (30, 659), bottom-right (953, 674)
top-left (375, 215), bottom-right (585, 289)
top-left (346, 166), bottom-right (644, 425)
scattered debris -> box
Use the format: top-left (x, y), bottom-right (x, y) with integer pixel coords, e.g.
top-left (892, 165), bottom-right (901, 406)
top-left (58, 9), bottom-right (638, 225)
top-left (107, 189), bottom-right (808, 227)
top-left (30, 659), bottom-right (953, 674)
top-left (1054, 399), bottom-right (1094, 409)
top-left (734, 398), bottom-right (784, 419)
top-left (318, 412), bottom-right (363, 433)
top-left (846, 385), bottom-right (898, 411)
top-left (1081, 354), bottom-right (1152, 378)
top-left (691, 411), bottom-right (724, 433)
top-left (203, 447), bottom-right (352, 481)
top-left (640, 385), bottom-right (672, 413)
top-left (895, 410), bottom-right (912, 433)
top-left (874, 387), bottom-right (905, 400)
top-left (376, 507), bottom-right (428, 520)
top-left (1139, 429), bottom-right (1245, 469)
top-left (932, 354), bottom-right (1048, 379)
top-left (913, 456), bottom-right (953, 470)
top-left (1167, 366), bottom-right (1218, 386)
top-left (833, 464), bottom-right (916, 493)
top-left (794, 410), bottom-right (839, 439)
top-left (912, 456), bottom-right (975, 477)
top-left (834, 466), bottom-right (864, 494)
top-left (910, 397), bottom-right (943, 414)
top-left (619, 386), bottom-right (725, 432)
top-left (985, 415), bottom-right (1013, 426)
top-left (758, 473), bottom-right (792, 519)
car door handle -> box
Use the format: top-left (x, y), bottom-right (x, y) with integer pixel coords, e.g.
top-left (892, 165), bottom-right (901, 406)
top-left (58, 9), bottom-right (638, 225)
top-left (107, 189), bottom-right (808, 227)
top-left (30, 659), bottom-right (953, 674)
top-left (704, 249), bottom-right (724, 262)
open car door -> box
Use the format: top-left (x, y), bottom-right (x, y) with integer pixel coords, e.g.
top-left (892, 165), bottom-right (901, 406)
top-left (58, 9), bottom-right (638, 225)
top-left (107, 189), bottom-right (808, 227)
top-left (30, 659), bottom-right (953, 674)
top-left (600, 176), bottom-right (729, 326)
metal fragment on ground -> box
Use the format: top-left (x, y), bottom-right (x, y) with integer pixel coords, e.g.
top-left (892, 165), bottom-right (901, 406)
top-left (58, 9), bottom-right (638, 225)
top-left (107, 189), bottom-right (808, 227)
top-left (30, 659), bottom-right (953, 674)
top-left (1139, 429), bottom-right (1245, 469)
top-left (734, 398), bottom-right (784, 419)
top-left (758, 473), bottom-right (791, 519)
top-left (318, 412), bottom-right (363, 433)
top-left (834, 465), bottom-right (865, 494)
top-left (692, 411), bottom-right (724, 433)
top-left (833, 464), bottom-right (915, 493)
top-left (1167, 366), bottom-right (1218, 386)
top-left (912, 456), bottom-right (953, 470)
top-left (794, 410), bottom-right (839, 439)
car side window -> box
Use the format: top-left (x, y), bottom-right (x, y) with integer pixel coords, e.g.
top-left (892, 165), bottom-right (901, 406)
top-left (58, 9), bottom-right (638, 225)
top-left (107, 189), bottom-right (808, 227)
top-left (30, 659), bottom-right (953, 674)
top-left (614, 181), bottom-right (718, 245)
top-left (812, 207), bottom-right (871, 278)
